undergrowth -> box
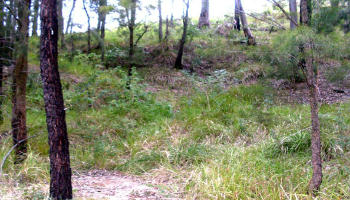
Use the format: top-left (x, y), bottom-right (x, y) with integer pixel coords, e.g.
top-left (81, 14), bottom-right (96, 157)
top-left (1, 28), bottom-right (350, 200)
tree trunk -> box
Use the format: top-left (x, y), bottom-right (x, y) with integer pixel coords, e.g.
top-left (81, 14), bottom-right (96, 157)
top-left (32, 0), bottom-right (40, 36)
top-left (97, 0), bottom-right (102, 32)
top-left (305, 43), bottom-right (323, 194)
top-left (83, 0), bottom-right (91, 53)
top-left (238, 0), bottom-right (256, 45)
top-left (65, 0), bottom-right (76, 35)
top-left (300, 0), bottom-right (322, 194)
top-left (289, 0), bottom-right (298, 29)
top-left (170, 0), bottom-right (174, 27)
top-left (12, 0), bottom-right (31, 164)
top-left (234, 0), bottom-right (241, 31)
top-left (165, 16), bottom-right (169, 41)
top-left (6, 0), bottom-right (15, 60)
top-left (174, 0), bottom-right (189, 69)
top-left (40, 0), bottom-right (72, 199)
top-left (300, 0), bottom-right (312, 26)
top-left (100, 0), bottom-right (106, 62)
top-left (57, 0), bottom-right (65, 49)
top-left (158, 0), bottom-right (163, 42)
top-left (0, 3), bottom-right (5, 124)
top-left (126, 0), bottom-right (137, 88)
top-left (198, 0), bottom-right (209, 28)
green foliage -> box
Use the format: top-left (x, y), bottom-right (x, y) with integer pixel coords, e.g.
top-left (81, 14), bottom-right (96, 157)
top-left (74, 52), bottom-right (101, 67)
top-left (105, 46), bottom-right (128, 68)
top-left (313, 7), bottom-right (341, 34)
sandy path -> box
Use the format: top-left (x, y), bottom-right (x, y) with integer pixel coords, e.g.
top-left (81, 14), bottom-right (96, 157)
top-left (72, 170), bottom-right (167, 200)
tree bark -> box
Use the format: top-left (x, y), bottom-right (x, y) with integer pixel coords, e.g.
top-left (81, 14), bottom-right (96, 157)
top-left (83, 0), bottom-right (91, 53)
top-left (300, 0), bottom-right (322, 194)
top-left (32, 0), bottom-right (40, 36)
top-left (289, 0), bottom-right (298, 29)
top-left (40, 0), bottom-right (72, 199)
top-left (12, 0), bottom-right (31, 164)
top-left (57, 0), bottom-right (65, 49)
top-left (65, 0), bottom-right (76, 35)
top-left (300, 0), bottom-right (312, 26)
top-left (174, 0), bottom-right (189, 69)
top-left (234, 0), bottom-right (241, 30)
top-left (158, 0), bottom-right (163, 42)
top-left (305, 42), bottom-right (323, 194)
top-left (198, 0), bottom-right (209, 28)
top-left (238, 0), bottom-right (256, 45)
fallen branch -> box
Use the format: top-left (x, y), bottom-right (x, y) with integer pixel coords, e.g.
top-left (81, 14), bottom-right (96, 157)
top-left (267, 0), bottom-right (298, 27)
top-left (0, 132), bottom-right (43, 177)
top-left (134, 25), bottom-right (149, 47)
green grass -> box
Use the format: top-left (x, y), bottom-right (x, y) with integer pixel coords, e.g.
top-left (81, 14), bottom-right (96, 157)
top-left (1, 26), bottom-right (350, 199)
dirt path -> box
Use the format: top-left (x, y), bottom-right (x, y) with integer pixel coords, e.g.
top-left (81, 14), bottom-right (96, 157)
top-left (72, 170), bottom-right (169, 200)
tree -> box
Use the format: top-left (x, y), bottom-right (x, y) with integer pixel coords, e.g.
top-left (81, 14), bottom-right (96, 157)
top-left (57, 0), bottom-right (65, 48)
top-left (300, 0), bottom-right (322, 194)
top-left (40, 0), bottom-right (72, 198)
top-left (237, 0), bottom-right (256, 45)
top-left (31, 0), bottom-right (40, 36)
top-left (83, 0), bottom-right (91, 53)
top-left (170, 0), bottom-right (174, 26)
top-left (174, 0), bottom-right (189, 69)
top-left (12, 0), bottom-right (31, 164)
top-left (65, 0), bottom-right (76, 34)
top-left (128, 0), bottom-right (136, 76)
top-left (158, 0), bottom-right (163, 42)
top-left (99, 0), bottom-right (107, 62)
top-left (0, 1), bottom-right (6, 124)
top-left (300, 0), bottom-right (312, 26)
top-left (234, 0), bottom-right (241, 30)
top-left (198, 0), bottom-right (209, 28)
top-left (289, 0), bottom-right (298, 29)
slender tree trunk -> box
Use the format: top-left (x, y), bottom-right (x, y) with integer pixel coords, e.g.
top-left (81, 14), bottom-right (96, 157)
top-left (170, 0), bottom-right (174, 27)
top-left (127, 0), bottom-right (136, 80)
top-left (6, 0), bottom-right (15, 61)
top-left (0, 3), bottom-right (5, 124)
top-left (97, 0), bottom-right (102, 32)
top-left (238, 0), bottom-right (256, 45)
top-left (289, 0), bottom-right (298, 29)
top-left (158, 0), bottom-right (163, 42)
top-left (57, 0), bottom-right (65, 49)
top-left (65, 0), bottom-right (76, 35)
top-left (165, 16), bottom-right (169, 41)
top-left (300, 0), bottom-right (322, 194)
top-left (12, 0), bottom-right (31, 164)
top-left (174, 0), bottom-right (189, 69)
top-left (344, 2), bottom-right (350, 34)
top-left (83, 0), bottom-right (91, 53)
top-left (40, 0), bottom-right (72, 198)
top-left (305, 42), bottom-right (323, 194)
top-left (32, 0), bottom-right (40, 36)
top-left (234, 0), bottom-right (241, 30)
top-left (100, 0), bottom-right (106, 62)
top-left (198, 0), bottom-right (209, 28)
